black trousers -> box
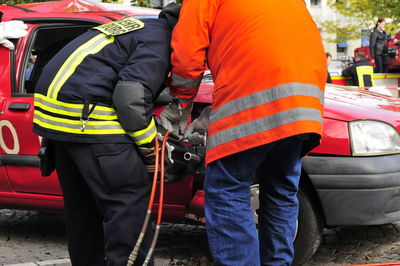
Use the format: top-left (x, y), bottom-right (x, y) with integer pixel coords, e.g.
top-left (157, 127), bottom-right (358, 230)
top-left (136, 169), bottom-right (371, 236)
top-left (374, 54), bottom-right (388, 73)
top-left (53, 141), bottom-right (154, 266)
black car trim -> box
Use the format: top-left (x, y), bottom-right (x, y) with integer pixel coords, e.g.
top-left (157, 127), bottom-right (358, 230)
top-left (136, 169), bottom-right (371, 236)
top-left (303, 153), bottom-right (400, 189)
top-left (13, 18), bottom-right (108, 25)
top-left (74, 10), bottom-right (128, 16)
top-left (0, 154), bottom-right (39, 167)
top-left (10, 48), bottom-right (16, 94)
top-left (2, 4), bottom-right (36, 12)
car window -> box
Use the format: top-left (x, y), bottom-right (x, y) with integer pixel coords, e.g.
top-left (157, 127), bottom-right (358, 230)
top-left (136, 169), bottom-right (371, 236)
top-left (17, 24), bottom-right (95, 95)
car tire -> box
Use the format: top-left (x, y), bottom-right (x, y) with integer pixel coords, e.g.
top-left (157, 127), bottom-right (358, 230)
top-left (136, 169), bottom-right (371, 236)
top-left (292, 184), bottom-right (324, 265)
top-left (250, 183), bottom-right (323, 265)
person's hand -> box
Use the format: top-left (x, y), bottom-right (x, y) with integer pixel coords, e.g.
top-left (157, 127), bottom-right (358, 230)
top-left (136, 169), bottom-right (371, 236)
top-left (371, 59), bottom-right (375, 64)
top-left (0, 21), bottom-right (28, 50)
top-left (183, 106), bottom-right (211, 145)
top-left (160, 98), bottom-right (193, 136)
top-left (137, 138), bottom-right (158, 170)
top-left (138, 134), bottom-right (180, 182)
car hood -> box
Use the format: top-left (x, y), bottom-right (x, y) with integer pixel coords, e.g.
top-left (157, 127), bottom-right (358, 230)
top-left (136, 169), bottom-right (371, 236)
top-left (324, 84), bottom-right (400, 127)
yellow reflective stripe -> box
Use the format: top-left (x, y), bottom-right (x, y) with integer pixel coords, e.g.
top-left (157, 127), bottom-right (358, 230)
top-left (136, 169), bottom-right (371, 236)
top-left (34, 110), bottom-right (126, 135)
top-left (128, 118), bottom-right (157, 145)
top-left (35, 110), bottom-right (120, 125)
top-left (130, 118), bottom-right (155, 137)
top-left (47, 34), bottom-right (114, 99)
top-left (34, 118), bottom-right (125, 135)
top-left (34, 93), bottom-right (118, 120)
top-left (356, 66), bottom-right (375, 87)
top-left (36, 93), bottom-right (116, 112)
top-left (132, 130), bottom-right (157, 146)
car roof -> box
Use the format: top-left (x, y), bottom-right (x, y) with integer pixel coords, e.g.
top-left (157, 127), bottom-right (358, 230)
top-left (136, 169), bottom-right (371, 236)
top-left (0, 0), bottom-right (160, 21)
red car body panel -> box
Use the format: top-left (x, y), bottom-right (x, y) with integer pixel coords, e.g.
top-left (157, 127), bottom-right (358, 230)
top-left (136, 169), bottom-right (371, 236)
top-left (1, 1), bottom-right (400, 229)
top-left (20, 0), bottom-right (160, 16)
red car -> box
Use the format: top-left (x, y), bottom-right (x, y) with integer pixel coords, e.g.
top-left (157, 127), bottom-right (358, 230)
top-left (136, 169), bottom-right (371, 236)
top-left (1, 1), bottom-right (400, 265)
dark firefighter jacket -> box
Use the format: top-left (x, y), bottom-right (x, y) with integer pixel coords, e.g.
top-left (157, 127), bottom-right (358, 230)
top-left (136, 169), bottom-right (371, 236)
top-left (342, 60), bottom-right (374, 87)
top-left (33, 9), bottom-right (178, 145)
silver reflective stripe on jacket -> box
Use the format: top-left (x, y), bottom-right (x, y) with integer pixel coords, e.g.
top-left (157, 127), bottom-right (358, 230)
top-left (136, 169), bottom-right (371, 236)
top-left (171, 73), bottom-right (203, 88)
top-left (210, 83), bottom-right (324, 123)
top-left (207, 107), bottom-right (323, 151)
top-left (35, 94), bottom-right (118, 120)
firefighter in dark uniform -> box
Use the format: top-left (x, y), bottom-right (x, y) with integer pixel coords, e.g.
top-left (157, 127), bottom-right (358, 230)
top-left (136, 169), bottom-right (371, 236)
top-left (342, 52), bottom-right (374, 87)
top-left (32, 4), bottom-right (180, 266)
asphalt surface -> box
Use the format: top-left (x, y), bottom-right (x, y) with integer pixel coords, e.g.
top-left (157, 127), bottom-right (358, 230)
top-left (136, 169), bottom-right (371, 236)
top-left (1, 209), bottom-right (400, 266)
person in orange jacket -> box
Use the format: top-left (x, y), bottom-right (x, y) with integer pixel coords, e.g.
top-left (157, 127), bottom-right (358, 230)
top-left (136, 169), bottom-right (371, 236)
top-left (160, 0), bottom-right (327, 265)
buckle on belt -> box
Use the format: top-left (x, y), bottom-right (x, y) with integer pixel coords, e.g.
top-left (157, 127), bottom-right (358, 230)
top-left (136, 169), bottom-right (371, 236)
top-left (80, 100), bottom-right (97, 132)
top-left (80, 119), bottom-right (87, 132)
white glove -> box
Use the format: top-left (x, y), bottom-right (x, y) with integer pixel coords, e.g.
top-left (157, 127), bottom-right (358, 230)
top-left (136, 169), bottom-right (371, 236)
top-left (0, 21), bottom-right (28, 50)
top-left (160, 98), bottom-right (193, 136)
top-left (183, 106), bottom-right (211, 145)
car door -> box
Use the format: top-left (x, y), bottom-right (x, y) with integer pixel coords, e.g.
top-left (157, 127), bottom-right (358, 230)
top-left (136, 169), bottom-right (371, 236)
top-left (1, 15), bottom-right (107, 195)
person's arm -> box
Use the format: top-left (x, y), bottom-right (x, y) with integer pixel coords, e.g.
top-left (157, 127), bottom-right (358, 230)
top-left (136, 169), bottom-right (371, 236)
top-left (160, 0), bottom-right (219, 134)
top-left (370, 31), bottom-right (377, 60)
top-left (113, 34), bottom-right (170, 146)
top-left (169, 0), bottom-right (219, 101)
top-left (341, 66), bottom-right (352, 77)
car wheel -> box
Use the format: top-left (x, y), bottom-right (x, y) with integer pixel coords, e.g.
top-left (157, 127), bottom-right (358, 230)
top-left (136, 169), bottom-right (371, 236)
top-left (250, 183), bottom-right (323, 265)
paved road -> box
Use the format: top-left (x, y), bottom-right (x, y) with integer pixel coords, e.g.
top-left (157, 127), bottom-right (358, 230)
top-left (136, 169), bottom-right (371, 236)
top-left (1, 209), bottom-right (400, 266)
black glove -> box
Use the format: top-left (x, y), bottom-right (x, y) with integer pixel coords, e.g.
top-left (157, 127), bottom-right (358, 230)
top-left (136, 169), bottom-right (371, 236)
top-left (137, 138), bottom-right (159, 172)
top-left (38, 138), bottom-right (55, 177)
top-left (137, 134), bottom-right (185, 183)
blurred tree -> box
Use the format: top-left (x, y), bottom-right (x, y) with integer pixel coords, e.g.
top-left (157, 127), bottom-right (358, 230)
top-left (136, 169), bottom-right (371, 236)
top-left (321, 0), bottom-right (400, 43)
top-left (131, 0), bottom-right (151, 7)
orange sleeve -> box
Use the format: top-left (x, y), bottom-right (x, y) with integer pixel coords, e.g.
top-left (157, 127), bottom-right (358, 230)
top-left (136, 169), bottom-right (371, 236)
top-left (170, 0), bottom-right (219, 100)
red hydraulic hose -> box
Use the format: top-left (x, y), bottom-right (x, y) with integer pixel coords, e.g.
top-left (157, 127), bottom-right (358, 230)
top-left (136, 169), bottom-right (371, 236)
top-left (127, 138), bottom-right (160, 266)
top-left (143, 131), bottom-right (169, 266)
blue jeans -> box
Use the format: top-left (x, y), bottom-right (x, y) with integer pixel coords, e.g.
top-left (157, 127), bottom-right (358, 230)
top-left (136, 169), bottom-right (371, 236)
top-left (205, 135), bottom-right (304, 266)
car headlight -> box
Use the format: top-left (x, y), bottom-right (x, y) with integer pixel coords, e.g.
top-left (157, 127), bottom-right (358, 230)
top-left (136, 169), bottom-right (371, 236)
top-left (349, 120), bottom-right (400, 156)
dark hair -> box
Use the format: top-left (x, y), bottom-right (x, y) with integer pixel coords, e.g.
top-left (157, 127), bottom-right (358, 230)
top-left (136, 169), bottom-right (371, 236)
top-left (355, 53), bottom-right (367, 60)
top-left (326, 52), bottom-right (332, 58)
top-left (377, 18), bottom-right (385, 24)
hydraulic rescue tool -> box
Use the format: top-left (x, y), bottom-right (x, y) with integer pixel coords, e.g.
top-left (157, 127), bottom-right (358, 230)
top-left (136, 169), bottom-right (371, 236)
top-left (127, 128), bottom-right (206, 266)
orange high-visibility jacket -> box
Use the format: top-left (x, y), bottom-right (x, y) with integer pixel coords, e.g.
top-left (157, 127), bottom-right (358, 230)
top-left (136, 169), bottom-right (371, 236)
top-left (170, 0), bottom-right (327, 164)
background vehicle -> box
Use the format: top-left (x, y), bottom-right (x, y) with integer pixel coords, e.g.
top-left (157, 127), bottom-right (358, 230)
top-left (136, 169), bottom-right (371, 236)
top-left (1, 1), bottom-right (400, 265)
